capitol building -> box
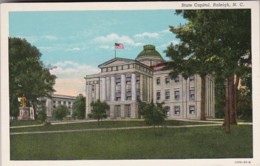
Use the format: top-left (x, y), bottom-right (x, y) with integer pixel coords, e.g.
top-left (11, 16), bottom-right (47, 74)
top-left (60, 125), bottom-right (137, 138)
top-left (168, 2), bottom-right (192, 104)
top-left (85, 45), bottom-right (215, 119)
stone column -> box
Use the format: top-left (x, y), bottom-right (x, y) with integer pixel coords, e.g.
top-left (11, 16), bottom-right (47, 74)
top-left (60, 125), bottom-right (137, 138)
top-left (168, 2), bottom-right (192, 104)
top-left (101, 77), bottom-right (106, 101)
top-left (121, 74), bottom-right (126, 101)
top-left (140, 74), bottom-right (143, 101)
top-left (120, 104), bottom-right (125, 118)
top-left (131, 103), bottom-right (137, 118)
top-left (109, 105), bottom-right (114, 119)
top-left (85, 84), bottom-right (92, 118)
top-left (95, 83), bottom-right (99, 100)
top-left (131, 73), bottom-right (136, 101)
top-left (212, 79), bottom-right (215, 118)
top-left (111, 76), bottom-right (115, 101)
top-left (106, 77), bottom-right (110, 101)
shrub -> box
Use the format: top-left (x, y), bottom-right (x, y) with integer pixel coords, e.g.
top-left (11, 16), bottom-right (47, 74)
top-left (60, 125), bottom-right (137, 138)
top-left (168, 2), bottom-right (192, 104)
top-left (53, 105), bottom-right (69, 120)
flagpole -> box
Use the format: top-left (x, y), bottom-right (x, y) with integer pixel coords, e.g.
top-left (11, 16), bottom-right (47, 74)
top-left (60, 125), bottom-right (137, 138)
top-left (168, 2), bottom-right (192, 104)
top-left (115, 45), bottom-right (116, 58)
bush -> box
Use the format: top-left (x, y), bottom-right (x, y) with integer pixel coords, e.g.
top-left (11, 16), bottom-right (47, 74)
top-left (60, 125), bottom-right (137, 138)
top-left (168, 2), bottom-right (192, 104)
top-left (37, 109), bottom-right (47, 122)
top-left (72, 95), bottom-right (86, 119)
top-left (138, 100), bottom-right (166, 127)
top-left (53, 105), bottom-right (69, 120)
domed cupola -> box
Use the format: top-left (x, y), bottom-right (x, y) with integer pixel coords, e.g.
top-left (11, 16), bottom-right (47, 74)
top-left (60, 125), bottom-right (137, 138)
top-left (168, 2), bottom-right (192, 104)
top-left (136, 44), bottom-right (164, 67)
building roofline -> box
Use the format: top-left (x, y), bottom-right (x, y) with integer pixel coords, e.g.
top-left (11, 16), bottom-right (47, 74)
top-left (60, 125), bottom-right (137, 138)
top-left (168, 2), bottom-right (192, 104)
top-left (98, 57), bottom-right (135, 68)
top-left (84, 73), bottom-right (100, 79)
top-left (52, 94), bottom-right (77, 99)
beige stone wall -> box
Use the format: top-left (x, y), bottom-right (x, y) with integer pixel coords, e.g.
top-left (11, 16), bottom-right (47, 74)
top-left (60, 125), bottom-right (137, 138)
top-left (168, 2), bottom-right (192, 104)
top-left (85, 59), bottom-right (215, 120)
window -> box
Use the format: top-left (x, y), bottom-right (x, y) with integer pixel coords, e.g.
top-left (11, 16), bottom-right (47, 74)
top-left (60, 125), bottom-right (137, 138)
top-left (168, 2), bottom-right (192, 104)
top-left (126, 90), bottom-right (131, 100)
top-left (116, 97), bottom-right (121, 101)
top-left (126, 96), bottom-right (131, 100)
top-left (189, 89), bottom-right (195, 100)
top-left (174, 106), bottom-right (180, 115)
top-left (174, 76), bottom-right (180, 83)
top-left (156, 77), bottom-right (160, 85)
top-left (136, 75), bottom-right (140, 83)
top-left (189, 105), bottom-right (195, 114)
top-left (126, 75), bottom-right (131, 84)
top-left (125, 105), bottom-right (131, 118)
top-left (190, 75), bottom-right (195, 81)
top-left (165, 106), bottom-right (170, 116)
top-left (156, 91), bottom-right (161, 100)
top-left (116, 77), bottom-right (121, 85)
top-left (165, 90), bottom-right (170, 100)
top-left (114, 105), bottom-right (121, 118)
top-left (174, 90), bottom-right (180, 100)
top-left (92, 85), bottom-right (95, 92)
top-left (165, 77), bottom-right (170, 84)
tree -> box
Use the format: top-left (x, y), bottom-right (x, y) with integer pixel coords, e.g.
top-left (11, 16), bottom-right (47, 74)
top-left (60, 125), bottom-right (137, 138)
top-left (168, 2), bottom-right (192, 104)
top-left (72, 94), bottom-right (86, 119)
top-left (36, 100), bottom-right (47, 122)
top-left (53, 105), bottom-right (69, 120)
top-left (165, 10), bottom-right (251, 133)
top-left (9, 37), bottom-right (56, 118)
top-left (89, 100), bottom-right (109, 125)
top-left (138, 100), bottom-right (167, 127)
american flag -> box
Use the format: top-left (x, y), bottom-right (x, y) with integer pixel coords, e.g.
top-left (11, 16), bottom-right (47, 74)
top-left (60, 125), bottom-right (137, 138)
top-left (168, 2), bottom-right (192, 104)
top-left (115, 43), bottom-right (124, 49)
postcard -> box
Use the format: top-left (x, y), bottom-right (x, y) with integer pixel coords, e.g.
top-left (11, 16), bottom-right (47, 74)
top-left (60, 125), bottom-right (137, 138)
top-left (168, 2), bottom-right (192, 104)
top-left (1, 1), bottom-right (259, 166)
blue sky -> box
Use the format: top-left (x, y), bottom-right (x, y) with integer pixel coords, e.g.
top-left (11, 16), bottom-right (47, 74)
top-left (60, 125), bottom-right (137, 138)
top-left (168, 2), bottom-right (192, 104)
top-left (9, 10), bottom-right (187, 96)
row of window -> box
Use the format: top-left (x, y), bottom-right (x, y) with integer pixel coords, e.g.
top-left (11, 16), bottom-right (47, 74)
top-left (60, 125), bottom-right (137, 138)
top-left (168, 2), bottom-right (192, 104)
top-left (156, 75), bottom-right (195, 85)
top-left (101, 64), bottom-right (152, 74)
top-left (165, 105), bottom-right (196, 116)
top-left (53, 104), bottom-right (72, 109)
top-left (53, 100), bottom-right (72, 105)
top-left (156, 89), bottom-right (195, 101)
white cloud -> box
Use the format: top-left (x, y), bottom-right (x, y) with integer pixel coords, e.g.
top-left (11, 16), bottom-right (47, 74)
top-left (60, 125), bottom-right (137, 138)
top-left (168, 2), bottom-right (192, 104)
top-left (93, 33), bottom-right (143, 47)
top-left (66, 47), bottom-right (81, 51)
top-left (158, 40), bottom-right (179, 49)
top-left (50, 61), bottom-right (99, 78)
top-left (99, 45), bottom-right (112, 49)
top-left (160, 28), bottom-right (171, 34)
top-left (134, 32), bottom-right (159, 39)
top-left (15, 35), bottom-right (58, 43)
top-left (42, 35), bottom-right (58, 41)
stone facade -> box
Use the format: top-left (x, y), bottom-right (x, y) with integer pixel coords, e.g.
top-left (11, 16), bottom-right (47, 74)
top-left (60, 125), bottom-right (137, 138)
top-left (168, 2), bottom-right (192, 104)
top-left (40, 94), bottom-right (76, 118)
top-left (85, 45), bottom-right (215, 119)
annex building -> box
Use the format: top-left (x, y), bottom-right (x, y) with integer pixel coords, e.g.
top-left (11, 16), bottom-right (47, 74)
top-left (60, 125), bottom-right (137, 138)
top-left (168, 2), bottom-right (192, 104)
top-left (85, 45), bottom-right (215, 119)
top-left (39, 94), bottom-right (76, 119)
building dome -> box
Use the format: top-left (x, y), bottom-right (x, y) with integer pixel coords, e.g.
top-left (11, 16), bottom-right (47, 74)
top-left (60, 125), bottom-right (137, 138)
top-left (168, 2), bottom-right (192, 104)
top-left (136, 45), bottom-right (163, 60)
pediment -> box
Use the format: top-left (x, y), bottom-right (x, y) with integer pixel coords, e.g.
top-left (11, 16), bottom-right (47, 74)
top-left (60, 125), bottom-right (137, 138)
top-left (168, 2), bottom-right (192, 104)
top-left (98, 58), bottom-right (135, 68)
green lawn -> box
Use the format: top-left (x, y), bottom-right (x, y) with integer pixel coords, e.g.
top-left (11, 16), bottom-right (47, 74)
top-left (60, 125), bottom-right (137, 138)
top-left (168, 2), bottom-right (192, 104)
top-left (10, 119), bottom-right (215, 133)
top-left (10, 125), bottom-right (252, 160)
top-left (10, 120), bottom-right (43, 126)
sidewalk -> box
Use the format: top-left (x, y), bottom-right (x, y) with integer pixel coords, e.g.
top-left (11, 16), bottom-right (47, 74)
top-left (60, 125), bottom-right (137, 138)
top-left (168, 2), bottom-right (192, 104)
top-left (10, 123), bottom-right (225, 136)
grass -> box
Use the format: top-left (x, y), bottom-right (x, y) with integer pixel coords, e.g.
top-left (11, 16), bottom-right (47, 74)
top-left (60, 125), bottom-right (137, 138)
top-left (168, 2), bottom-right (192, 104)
top-left (10, 119), bottom-right (215, 133)
top-left (10, 120), bottom-right (43, 126)
top-left (10, 125), bottom-right (252, 160)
